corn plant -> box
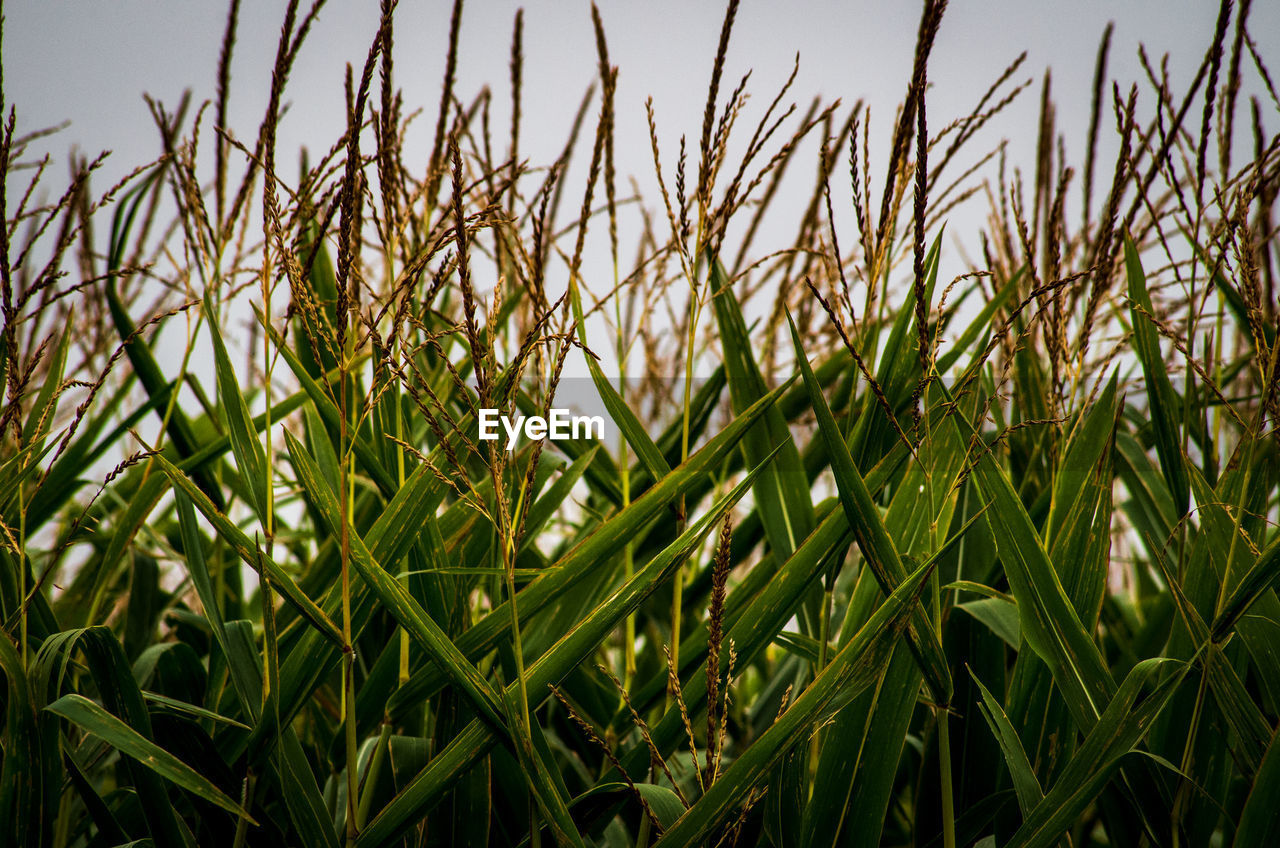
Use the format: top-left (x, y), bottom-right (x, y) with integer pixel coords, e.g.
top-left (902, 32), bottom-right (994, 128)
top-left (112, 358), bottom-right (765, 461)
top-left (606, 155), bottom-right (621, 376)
top-left (2, 1), bottom-right (1279, 846)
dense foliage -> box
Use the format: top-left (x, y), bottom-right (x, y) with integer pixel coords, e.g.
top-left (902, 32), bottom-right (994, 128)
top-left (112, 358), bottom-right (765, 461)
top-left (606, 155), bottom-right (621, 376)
top-left (2, 1), bottom-right (1279, 846)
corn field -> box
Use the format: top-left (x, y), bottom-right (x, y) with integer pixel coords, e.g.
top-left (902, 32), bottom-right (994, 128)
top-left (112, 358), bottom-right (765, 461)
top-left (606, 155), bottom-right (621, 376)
top-left (2, 0), bottom-right (1280, 846)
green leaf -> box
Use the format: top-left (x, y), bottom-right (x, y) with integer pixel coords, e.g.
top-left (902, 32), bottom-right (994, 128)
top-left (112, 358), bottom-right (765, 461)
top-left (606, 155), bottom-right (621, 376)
top-left (789, 313), bottom-right (951, 703)
top-left (1212, 531), bottom-right (1280, 641)
top-left (174, 491), bottom-right (261, 718)
top-left (801, 643), bottom-right (918, 848)
top-left (387, 382), bottom-right (793, 715)
top-left (568, 277), bottom-right (671, 482)
top-left (1235, 724), bottom-right (1280, 847)
top-left (357, 443), bottom-right (776, 846)
top-left (102, 273), bottom-right (223, 510)
top-left (0, 630), bottom-right (41, 848)
top-left (958, 597), bottom-right (1022, 649)
top-left (971, 669), bottom-right (1043, 816)
top-left (263, 316), bottom-right (397, 497)
top-left (46, 694), bottom-right (255, 823)
top-left (31, 627), bottom-right (193, 846)
top-left (283, 427), bottom-right (508, 734)
top-left (1046, 369), bottom-right (1119, 627)
top-left (1007, 658), bottom-right (1186, 848)
top-left (651, 556), bottom-right (939, 847)
top-left (520, 447), bottom-right (598, 548)
top-left (1204, 644), bottom-right (1272, 777)
top-left (937, 381), bottom-right (1112, 732)
top-left (849, 233), bottom-right (942, 459)
top-left (155, 453), bottom-right (344, 647)
top-left (571, 782), bottom-right (686, 830)
top-left (21, 318), bottom-right (73, 449)
top-left (1124, 232), bottom-right (1188, 517)
top-left (79, 472), bottom-right (167, 628)
top-left (203, 296), bottom-right (269, 525)
top-left (712, 255), bottom-right (814, 563)
top-left (936, 271), bottom-right (1019, 376)
top-left (140, 692), bottom-right (250, 730)
top-left (615, 507), bottom-right (853, 783)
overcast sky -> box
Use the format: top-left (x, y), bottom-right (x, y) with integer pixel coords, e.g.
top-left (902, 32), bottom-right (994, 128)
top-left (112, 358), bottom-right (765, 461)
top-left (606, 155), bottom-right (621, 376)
top-left (11, 1), bottom-right (1274, 201)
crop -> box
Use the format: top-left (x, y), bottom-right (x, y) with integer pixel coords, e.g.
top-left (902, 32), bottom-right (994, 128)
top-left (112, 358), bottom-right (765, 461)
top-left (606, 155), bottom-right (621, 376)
top-left (2, 0), bottom-right (1279, 846)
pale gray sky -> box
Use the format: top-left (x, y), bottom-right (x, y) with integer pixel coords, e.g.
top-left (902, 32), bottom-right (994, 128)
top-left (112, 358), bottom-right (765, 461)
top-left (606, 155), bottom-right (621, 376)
top-left (11, 1), bottom-right (1273, 204)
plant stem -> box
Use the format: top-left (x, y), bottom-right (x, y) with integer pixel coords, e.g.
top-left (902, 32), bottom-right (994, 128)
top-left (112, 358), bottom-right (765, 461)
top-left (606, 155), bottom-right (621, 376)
top-left (340, 359), bottom-right (358, 845)
top-left (670, 264), bottom-right (702, 706)
top-left (808, 582), bottom-right (834, 791)
top-left (937, 704), bottom-right (956, 848)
